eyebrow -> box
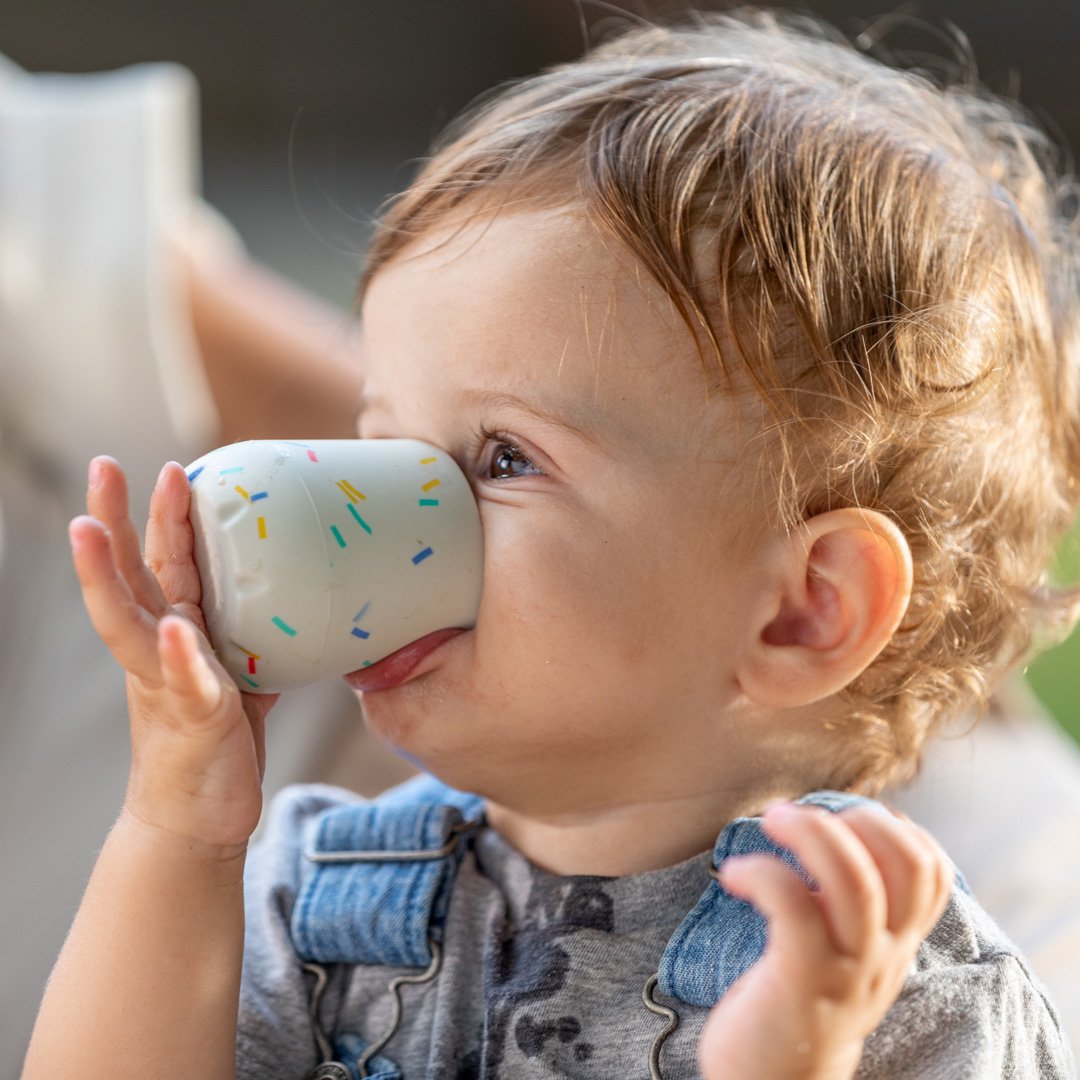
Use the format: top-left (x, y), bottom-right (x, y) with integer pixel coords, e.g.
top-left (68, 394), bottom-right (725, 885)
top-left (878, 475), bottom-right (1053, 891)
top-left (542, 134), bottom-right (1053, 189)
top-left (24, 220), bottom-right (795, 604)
top-left (360, 388), bottom-right (600, 446)
top-left (458, 389), bottom-right (600, 445)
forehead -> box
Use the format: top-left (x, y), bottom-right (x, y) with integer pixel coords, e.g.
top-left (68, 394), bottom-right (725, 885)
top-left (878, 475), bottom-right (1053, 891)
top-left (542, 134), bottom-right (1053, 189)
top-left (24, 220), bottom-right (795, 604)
top-left (360, 207), bottom-right (741, 451)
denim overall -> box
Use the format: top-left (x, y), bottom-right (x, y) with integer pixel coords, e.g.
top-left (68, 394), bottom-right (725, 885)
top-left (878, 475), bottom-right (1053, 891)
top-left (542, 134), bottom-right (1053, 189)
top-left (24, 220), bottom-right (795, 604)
top-left (290, 775), bottom-right (880, 1080)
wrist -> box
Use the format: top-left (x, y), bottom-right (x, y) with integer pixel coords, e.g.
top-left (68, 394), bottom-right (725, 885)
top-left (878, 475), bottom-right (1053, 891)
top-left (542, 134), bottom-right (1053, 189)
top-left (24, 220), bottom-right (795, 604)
top-left (797, 1040), bottom-right (864, 1080)
top-left (115, 804), bottom-right (250, 876)
top-left (122, 731), bottom-right (263, 852)
top-left (708, 1027), bottom-right (866, 1080)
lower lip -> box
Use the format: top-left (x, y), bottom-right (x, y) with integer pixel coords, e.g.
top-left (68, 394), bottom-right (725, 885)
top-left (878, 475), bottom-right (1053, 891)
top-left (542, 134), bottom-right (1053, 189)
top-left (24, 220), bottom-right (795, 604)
top-left (343, 628), bottom-right (465, 693)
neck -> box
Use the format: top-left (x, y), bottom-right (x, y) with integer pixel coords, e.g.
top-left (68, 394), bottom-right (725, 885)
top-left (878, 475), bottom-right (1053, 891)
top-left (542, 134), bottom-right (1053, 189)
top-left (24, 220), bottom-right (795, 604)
top-left (483, 784), bottom-right (801, 877)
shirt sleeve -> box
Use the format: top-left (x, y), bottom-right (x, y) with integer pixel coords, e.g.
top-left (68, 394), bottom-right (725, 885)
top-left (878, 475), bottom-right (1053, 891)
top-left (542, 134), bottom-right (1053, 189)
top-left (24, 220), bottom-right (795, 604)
top-left (857, 895), bottom-right (1076, 1079)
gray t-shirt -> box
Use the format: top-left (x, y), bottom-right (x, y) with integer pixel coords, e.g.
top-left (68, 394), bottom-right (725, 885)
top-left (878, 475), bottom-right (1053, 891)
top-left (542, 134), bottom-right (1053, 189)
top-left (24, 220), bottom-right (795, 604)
top-left (238, 785), bottom-right (1075, 1079)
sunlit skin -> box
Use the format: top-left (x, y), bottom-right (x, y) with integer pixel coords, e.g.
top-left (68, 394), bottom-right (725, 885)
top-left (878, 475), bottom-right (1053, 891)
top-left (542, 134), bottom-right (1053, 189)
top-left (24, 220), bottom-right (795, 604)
top-left (357, 208), bottom-right (801, 869)
top-left (356, 208), bottom-right (907, 877)
top-left (25, 206), bottom-right (952, 1080)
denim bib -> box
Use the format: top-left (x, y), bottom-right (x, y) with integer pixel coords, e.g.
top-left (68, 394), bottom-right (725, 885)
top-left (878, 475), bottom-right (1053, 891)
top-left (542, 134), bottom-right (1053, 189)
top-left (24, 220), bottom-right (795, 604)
top-left (290, 776), bottom-right (878, 1079)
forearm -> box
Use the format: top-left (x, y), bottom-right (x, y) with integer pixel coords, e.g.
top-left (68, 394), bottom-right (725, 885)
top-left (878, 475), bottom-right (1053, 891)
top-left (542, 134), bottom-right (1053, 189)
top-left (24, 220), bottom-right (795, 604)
top-left (23, 810), bottom-right (245, 1080)
top-left (184, 242), bottom-right (364, 444)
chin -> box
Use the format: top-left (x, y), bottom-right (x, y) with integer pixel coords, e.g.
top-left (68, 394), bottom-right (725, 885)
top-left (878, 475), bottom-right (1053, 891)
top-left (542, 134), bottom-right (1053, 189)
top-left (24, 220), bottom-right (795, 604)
top-left (365, 699), bottom-right (508, 798)
top-left (358, 691), bottom-right (419, 755)
top-left (360, 690), bottom-right (453, 768)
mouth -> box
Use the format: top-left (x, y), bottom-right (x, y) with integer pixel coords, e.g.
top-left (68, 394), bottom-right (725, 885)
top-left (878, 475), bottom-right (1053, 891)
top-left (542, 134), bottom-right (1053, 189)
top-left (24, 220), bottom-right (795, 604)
top-left (343, 627), bottom-right (466, 694)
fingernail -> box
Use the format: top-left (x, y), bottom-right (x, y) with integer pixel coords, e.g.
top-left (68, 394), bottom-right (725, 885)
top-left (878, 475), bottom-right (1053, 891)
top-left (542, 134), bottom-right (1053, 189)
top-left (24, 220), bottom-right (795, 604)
top-left (159, 460), bottom-right (184, 484)
top-left (88, 459), bottom-right (104, 488)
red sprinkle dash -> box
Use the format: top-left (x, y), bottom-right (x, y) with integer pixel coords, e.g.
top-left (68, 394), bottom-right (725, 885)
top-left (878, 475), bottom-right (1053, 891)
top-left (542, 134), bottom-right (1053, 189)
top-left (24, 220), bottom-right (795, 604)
top-left (248, 656), bottom-right (257, 675)
top-left (307, 449), bottom-right (319, 463)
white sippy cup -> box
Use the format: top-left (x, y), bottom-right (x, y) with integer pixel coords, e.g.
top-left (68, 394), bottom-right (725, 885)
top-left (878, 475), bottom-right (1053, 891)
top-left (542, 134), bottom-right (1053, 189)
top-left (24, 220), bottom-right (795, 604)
top-left (184, 439), bottom-right (483, 693)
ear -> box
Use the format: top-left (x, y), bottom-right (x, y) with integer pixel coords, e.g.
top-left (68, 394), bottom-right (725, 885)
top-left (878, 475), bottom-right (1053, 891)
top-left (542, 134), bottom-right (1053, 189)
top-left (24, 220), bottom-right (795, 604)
top-left (737, 508), bottom-right (913, 708)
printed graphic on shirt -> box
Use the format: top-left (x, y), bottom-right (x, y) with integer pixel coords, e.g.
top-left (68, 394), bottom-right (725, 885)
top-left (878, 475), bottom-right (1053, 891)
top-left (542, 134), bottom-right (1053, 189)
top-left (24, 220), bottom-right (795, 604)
top-left (449, 873), bottom-right (616, 1078)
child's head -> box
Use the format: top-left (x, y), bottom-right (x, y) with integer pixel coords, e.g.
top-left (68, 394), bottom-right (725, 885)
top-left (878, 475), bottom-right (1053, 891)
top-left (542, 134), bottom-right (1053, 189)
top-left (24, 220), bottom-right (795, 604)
top-left (355, 9), bottom-right (1080, 800)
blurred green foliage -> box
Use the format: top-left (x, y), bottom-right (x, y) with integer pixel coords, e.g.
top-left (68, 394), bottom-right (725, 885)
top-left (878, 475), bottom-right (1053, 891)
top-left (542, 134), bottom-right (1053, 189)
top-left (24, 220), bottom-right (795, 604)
top-left (1024, 515), bottom-right (1080, 747)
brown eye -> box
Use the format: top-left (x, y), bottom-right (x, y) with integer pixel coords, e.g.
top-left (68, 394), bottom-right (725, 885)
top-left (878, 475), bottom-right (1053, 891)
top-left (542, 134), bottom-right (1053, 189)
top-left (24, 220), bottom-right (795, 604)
top-left (488, 441), bottom-right (540, 480)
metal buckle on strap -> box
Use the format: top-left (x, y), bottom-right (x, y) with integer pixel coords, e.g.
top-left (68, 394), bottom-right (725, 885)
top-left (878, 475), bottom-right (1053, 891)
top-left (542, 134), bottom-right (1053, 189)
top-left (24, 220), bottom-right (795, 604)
top-left (305, 1065), bottom-right (351, 1080)
top-left (305, 820), bottom-right (479, 864)
top-left (642, 973), bottom-right (680, 1080)
top-left (357, 941), bottom-right (442, 1077)
top-left (301, 942), bottom-right (443, 1080)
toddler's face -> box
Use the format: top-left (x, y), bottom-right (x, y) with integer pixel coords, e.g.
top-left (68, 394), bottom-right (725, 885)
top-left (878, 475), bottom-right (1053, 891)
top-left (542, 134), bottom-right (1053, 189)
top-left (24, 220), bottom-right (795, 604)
top-left (357, 208), bottom-right (773, 810)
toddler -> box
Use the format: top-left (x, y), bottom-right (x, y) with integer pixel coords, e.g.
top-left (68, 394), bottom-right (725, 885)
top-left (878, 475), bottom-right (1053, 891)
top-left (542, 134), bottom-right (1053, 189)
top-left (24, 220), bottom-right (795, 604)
top-left (24, 9), bottom-right (1078, 1079)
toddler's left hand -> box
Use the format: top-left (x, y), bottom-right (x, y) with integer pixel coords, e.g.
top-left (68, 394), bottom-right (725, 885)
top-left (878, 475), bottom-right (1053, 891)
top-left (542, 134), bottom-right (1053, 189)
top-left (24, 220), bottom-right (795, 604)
top-left (698, 802), bottom-right (953, 1080)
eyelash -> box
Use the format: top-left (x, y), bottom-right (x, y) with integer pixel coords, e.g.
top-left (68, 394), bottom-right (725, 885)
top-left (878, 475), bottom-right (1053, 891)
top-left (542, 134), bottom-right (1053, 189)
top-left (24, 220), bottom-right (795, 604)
top-left (473, 424), bottom-right (543, 480)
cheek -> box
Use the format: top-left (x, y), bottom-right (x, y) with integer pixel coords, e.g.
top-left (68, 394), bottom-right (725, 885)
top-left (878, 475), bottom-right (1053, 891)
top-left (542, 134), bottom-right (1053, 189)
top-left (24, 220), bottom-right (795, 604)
top-left (476, 509), bottom-right (682, 672)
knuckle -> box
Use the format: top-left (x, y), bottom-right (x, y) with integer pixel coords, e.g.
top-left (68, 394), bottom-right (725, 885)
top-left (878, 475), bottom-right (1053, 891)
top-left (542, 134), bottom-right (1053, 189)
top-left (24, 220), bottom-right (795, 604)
top-left (145, 549), bottom-right (173, 576)
top-left (903, 837), bottom-right (940, 885)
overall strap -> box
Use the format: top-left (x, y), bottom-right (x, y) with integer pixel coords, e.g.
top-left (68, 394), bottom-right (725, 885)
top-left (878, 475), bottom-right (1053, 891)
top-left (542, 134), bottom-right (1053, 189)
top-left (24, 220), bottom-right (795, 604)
top-left (657, 790), bottom-right (880, 1007)
top-left (291, 774), bottom-right (485, 968)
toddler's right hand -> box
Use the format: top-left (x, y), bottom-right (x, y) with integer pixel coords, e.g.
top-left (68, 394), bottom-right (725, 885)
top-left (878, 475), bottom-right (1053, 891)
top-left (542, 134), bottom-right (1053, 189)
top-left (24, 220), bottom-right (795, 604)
top-left (70, 456), bottom-right (278, 854)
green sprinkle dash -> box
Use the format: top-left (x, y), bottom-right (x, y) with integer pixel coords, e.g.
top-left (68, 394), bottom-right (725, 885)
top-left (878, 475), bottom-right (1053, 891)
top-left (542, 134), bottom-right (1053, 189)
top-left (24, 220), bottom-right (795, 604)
top-left (330, 524), bottom-right (347, 548)
top-left (272, 616), bottom-right (298, 636)
top-left (347, 503), bottom-right (373, 534)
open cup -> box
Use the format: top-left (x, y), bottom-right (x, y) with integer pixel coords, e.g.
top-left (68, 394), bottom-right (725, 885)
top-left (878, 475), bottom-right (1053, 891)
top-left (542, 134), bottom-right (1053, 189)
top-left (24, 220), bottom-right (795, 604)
top-left (184, 439), bottom-right (483, 693)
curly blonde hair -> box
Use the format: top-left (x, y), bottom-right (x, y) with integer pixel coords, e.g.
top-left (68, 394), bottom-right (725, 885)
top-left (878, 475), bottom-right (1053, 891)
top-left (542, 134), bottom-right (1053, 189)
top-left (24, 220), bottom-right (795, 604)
top-left (361, 8), bottom-right (1080, 792)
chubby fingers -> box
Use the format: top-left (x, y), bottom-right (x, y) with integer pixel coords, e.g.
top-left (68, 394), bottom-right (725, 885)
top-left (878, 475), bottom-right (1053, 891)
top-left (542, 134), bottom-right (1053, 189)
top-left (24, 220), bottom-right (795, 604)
top-left (144, 461), bottom-right (206, 629)
top-left (761, 803), bottom-right (889, 957)
top-left (69, 513), bottom-right (163, 681)
top-left (85, 456), bottom-right (169, 617)
top-left (838, 805), bottom-right (954, 941)
top-left (157, 614), bottom-right (227, 721)
top-left (721, 802), bottom-right (954, 963)
top-left (718, 849), bottom-right (836, 970)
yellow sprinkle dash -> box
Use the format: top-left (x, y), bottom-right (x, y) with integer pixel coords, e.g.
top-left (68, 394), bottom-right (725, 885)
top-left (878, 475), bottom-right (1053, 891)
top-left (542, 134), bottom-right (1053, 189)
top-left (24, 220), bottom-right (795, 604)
top-left (336, 480), bottom-right (367, 503)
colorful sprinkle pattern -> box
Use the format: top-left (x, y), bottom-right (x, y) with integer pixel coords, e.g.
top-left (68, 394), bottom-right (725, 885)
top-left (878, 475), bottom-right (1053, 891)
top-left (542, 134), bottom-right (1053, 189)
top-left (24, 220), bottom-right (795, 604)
top-left (188, 443), bottom-right (460, 688)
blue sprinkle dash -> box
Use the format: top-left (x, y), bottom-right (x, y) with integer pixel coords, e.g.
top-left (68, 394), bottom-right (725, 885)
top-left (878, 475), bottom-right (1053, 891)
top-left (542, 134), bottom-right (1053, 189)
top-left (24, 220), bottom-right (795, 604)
top-left (412, 546), bottom-right (434, 566)
top-left (250, 491), bottom-right (269, 502)
top-left (187, 465), bottom-right (205, 485)
top-left (351, 627), bottom-right (371, 640)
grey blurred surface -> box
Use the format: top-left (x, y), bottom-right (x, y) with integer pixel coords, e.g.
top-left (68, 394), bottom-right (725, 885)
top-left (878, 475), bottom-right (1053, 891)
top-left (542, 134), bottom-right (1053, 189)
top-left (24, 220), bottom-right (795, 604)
top-left (0, 0), bottom-right (585, 302)
top-left (3, 0), bottom-right (1077, 303)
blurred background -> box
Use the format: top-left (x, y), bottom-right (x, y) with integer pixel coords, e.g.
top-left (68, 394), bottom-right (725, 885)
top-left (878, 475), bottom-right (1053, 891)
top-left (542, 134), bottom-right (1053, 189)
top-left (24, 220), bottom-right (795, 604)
top-left (9, 0), bottom-right (1072, 741)
top-left (3, 1), bottom-right (1077, 302)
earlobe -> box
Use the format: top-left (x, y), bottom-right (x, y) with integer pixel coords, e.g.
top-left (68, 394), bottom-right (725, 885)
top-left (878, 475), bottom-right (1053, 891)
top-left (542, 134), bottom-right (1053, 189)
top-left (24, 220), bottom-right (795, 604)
top-left (739, 509), bottom-right (913, 708)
